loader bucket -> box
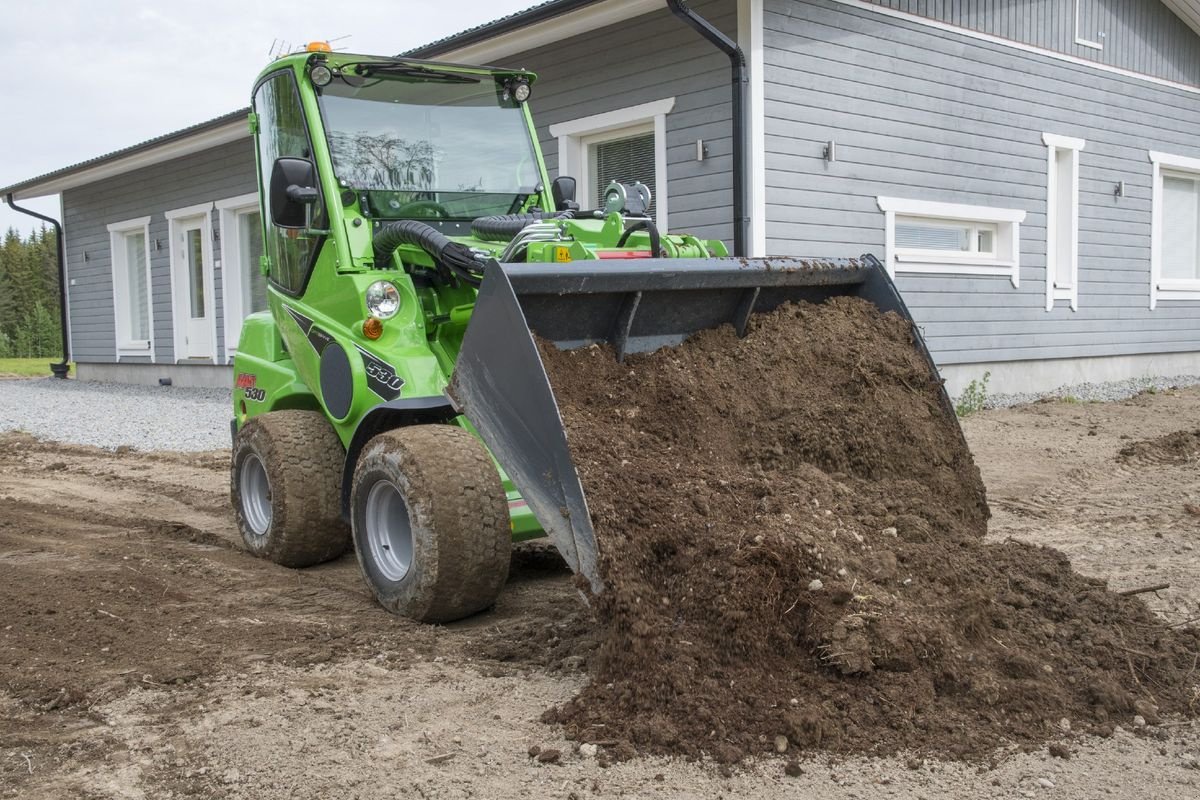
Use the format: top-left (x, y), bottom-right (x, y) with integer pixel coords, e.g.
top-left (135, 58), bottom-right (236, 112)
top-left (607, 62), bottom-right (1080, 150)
top-left (448, 255), bottom-right (954, 594)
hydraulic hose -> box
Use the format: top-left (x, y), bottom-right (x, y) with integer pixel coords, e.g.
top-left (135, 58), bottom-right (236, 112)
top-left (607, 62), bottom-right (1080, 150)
top-left (373, 220), bottom-right (483, 286)
top-left (470, 211), bottom-right (571, 242)
top-left (616, 219), bottom-right (662, 258)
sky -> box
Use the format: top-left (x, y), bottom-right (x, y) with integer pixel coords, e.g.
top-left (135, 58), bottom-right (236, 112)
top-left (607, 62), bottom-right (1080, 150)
top-left (0, 0), bottom-right (536, 236)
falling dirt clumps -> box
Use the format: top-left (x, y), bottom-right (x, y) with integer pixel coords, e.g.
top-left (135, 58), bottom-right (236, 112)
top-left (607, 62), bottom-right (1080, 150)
top-left (538, 297), bottom-right (1200, 763)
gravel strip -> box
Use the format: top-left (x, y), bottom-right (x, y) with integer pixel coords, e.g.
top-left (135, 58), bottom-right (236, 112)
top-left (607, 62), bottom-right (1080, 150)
top-left (3, 372), bottom-right (1197, 452)
top-left (0, 378), bottom-right (231, 452)
top-left (983, 374), bottom-right (1200, 409)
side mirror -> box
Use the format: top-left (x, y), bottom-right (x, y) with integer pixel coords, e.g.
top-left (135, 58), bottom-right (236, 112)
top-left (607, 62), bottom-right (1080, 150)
top-left (551, 176), bottom-right (579, 212)
top-left (269, 157), bottom-right (319, 229)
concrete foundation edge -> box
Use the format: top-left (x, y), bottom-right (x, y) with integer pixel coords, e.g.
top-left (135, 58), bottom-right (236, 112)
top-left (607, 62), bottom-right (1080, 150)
top-left (940, 351), bottom-right (1200, 398)
top-left (74, 351), bottom-right (1200, 399)
top-left (76, 362), bottom-right (233, 389)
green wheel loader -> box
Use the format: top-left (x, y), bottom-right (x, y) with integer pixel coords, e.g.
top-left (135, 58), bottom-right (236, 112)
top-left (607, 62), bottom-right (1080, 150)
top-left (230, 47), bottom-right (955, 622)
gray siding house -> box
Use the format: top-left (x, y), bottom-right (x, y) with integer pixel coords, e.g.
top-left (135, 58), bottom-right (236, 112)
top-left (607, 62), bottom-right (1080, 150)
top-left (4, 0), bottom-right (1199, 394)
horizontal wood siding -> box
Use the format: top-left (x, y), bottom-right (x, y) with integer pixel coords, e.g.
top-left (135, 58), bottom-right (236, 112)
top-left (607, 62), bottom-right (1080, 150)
top-left (764, 0), bottom-right (1200, 365)
top-left (865, 0), bottom-right (1200, 86)
top-left (508, 0), bottom-right (738, 244)
top-left (63, 139), bottom-right (257, 364)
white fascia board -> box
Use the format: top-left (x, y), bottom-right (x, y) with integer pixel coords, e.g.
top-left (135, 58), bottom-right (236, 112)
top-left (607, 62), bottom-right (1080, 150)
top-left (876, 196), bottom-right (1027, 223)
top-left (436, 0), bottom-right (664, 64)
top-left (1149, 150), bottom-right (1200, 171)
top-left (1042, 132), bottom-right (1086, 151)
top-left (829, 0), bottom-right (1200, 96)
top-left (549, 98), bottom-right (677, 139)
top-left (9, 121), bottom-right (248, 201)
top-left (1161, 0), bottom-right (1200, 39)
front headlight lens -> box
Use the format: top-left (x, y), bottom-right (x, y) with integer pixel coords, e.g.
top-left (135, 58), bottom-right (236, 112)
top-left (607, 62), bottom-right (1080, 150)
top-left (309, 64), bottom-right (333, 87)
top-left (365, 281), bottom-right (400, 319)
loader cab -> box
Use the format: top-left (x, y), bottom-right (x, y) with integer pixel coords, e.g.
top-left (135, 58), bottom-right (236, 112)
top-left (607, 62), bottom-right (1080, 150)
top-left (316, 65), bottom-right (547, 227)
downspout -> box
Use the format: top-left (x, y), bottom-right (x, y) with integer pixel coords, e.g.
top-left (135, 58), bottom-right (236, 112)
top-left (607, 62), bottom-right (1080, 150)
top-left (667, 0), bottom-right (750, 257)
top-left (5, 193), bottom-right (71, 377)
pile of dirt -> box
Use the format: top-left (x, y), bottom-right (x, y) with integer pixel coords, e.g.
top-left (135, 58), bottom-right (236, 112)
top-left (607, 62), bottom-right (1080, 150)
top-left (1117, 428), bottom-right (1200, 466)
top-left (538, 297), bottom-right (1200, 763)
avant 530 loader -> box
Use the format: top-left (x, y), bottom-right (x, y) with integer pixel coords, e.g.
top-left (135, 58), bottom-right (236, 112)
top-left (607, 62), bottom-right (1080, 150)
top-left (231, 46), bottom-right (947, 622)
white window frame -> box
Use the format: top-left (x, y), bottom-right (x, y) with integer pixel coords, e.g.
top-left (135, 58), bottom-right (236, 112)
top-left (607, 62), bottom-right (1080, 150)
top-left (1148, 150), bottom-right (1200, 308)
top-left (876, 197), bottom-right (1026, 287)
top-left (1043, 133), bottom-right (1085, 312)
top-left (164, 201), bottom-right (218, 363)
top-left (216, 192), bottom-right (262, 363)
top-left (1074, 0), bottom-right (1104, 50)
top-left (106, 215), bottom-right (155, 359)
top-left (548, 97), bottom-right (674, 232)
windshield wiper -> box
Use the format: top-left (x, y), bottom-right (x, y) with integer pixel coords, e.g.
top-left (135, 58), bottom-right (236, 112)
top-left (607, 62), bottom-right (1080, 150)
top-left (349, 62), bottom-right (479, 84)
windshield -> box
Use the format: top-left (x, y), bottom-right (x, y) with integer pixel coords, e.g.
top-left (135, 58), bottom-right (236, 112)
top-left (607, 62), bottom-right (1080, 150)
top-left (319, 71), bottom-right (540, 219)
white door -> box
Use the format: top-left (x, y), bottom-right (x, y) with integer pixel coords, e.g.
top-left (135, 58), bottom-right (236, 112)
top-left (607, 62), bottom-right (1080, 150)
top-left (176, 217), bottom-right (213, 360)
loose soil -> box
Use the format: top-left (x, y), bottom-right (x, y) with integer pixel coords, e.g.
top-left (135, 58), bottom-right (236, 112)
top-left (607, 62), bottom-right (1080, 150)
top-left (539, 298), bottom-right (1200, 762)
top-left (1118, 428), bottom-right (1200, 466)
top-left (1, 373), bottom-right (1199, 798)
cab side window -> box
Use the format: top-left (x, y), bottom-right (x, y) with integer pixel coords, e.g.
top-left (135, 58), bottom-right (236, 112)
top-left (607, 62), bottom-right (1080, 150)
top-left (253, 71), bottom-right (324, 294)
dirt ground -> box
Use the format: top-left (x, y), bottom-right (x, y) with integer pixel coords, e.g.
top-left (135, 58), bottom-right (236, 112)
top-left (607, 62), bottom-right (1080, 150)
top-left (1, 387), bottom-right (1198, 799)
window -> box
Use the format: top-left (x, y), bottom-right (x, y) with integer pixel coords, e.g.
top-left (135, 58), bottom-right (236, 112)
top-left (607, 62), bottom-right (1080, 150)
top-left (877, 197), bottom-right (1026, 287)
top-left (253, 70), bottom-right (323, 294)
top-left (217, 193), bottom-right (267, 360)
top-left (1043, 133), bottom-right (1085, 311)
top-left (1148, 151), bottom-right (1200, 308)
top-left (106, 216), bottom-right (154, 357)
top-left (894, 218), bottom-right (996, 256)
top-left (587, 127), bottom-right (656, 212)
top-left (1074, 0), bottom-right (1104, 50)
top-left (549, 97), bottom-right (675, 231)
top-left (1163, 174), bottom-right (1200, 279)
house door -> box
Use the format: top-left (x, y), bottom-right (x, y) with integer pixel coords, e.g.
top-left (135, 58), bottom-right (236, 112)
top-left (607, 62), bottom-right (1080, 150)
top-left (175, 217), bottom-right (214, 360)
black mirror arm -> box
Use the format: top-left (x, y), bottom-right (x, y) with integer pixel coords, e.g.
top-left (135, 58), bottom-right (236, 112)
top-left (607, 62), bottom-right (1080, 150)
top-left (287, 185), bottom-right (320, 204)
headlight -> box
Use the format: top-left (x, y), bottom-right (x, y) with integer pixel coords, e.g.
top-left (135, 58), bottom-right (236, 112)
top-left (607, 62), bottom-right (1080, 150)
top-left (504, 77), bottom-right (531, 103)
top-left (309, 64), bottom-right (333, 87)
top-left (365, 281), bottom-right (400, 319)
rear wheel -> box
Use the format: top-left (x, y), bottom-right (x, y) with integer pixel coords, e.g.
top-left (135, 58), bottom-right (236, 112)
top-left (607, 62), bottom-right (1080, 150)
top-left (231, 410), bottom-right (350, 567)
top-left (351, 425), bottom-right (511, 623)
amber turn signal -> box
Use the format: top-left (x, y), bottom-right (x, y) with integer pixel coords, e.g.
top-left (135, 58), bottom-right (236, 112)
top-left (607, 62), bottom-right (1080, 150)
top-left (362, 317), bottom-right (384, 340)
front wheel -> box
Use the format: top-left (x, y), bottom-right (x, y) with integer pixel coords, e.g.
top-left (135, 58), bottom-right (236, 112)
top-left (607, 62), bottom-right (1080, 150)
top-left (351, 425), bottom-right (511, 623)
top-left (231, 410), bottom-right (350, 567)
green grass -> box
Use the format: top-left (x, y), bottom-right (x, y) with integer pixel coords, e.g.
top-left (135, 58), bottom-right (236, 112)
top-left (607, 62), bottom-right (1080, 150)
top-left (0, 358), bottom-right (72, 377)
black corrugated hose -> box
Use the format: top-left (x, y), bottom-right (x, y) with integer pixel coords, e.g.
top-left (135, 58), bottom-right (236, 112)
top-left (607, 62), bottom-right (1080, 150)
top-left (373, 220), bottom-right (485, 285)
top-left (470, 210), bottom-right (573, 242)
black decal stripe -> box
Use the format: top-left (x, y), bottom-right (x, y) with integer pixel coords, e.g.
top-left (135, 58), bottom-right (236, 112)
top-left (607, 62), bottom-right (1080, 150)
top-left (355, 345), bottom-right (405, 401)
top-left (283, 305), bottom-right (333, 356)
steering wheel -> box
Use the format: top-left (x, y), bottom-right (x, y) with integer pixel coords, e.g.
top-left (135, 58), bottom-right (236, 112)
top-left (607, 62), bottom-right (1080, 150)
top-left (392, 199), bottom-right (451, 219)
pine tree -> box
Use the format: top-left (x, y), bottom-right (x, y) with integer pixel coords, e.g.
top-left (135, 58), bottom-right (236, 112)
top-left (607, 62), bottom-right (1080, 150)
top-left (0, 225), bottom-right (62, 358)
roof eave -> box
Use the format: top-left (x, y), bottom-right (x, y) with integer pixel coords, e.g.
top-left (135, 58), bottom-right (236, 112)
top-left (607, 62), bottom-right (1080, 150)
top-left (1, 109), bottom-right (251, 201)
top-left (407, 0), bottom-right (663, 64)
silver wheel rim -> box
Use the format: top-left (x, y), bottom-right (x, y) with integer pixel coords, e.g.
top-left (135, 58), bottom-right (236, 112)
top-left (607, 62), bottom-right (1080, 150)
top-left (240, 453), bottom-right (272, 537)
top-left (364, 480), bottom-right (414, 583)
